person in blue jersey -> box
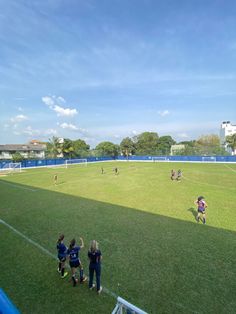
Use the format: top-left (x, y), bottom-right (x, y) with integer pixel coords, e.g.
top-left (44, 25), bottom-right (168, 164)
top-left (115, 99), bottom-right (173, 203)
top-left (88, 240), bottom-right (102, 294)
top-left (67, 237), bottom-right (87, 286)
top-left (56, 234), bottom-right (68, 278)
top-left (195, 196), bottom-right (208, 224)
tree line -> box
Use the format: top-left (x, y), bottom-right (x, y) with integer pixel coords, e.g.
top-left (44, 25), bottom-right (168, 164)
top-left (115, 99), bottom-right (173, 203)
top-left (45, 132), bottom-right (236, 159)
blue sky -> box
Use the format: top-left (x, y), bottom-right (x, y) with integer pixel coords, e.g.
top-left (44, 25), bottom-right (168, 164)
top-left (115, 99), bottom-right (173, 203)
top-left (0, 0), bottom-right (236, 147)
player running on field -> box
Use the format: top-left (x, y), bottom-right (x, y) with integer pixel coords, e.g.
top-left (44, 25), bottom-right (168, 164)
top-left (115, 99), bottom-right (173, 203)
top-left (56, 234), bottom-right (68, 278)
top-left (67, 238), bottom-right (87, 286)
top-left (195, 196), bottom-right (208, 224)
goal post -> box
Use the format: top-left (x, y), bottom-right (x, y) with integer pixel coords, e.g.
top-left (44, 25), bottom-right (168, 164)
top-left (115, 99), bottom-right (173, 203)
top-left (201, 156), bottom-right (216, 162)
top-left (111, 297), bottom-right (148, 314)
top-left (0, 162), bottom-right (21, 173)
top-left (152, 156), bottom-right (168, 162)
top-left (65, 158), bottom-right (88, 168)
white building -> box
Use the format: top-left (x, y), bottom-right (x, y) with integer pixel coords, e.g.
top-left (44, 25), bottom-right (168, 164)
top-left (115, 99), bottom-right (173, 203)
top-left (0, 142), bottom-right (46, 159)
top-left (220, 121), bottom-right (236, 155)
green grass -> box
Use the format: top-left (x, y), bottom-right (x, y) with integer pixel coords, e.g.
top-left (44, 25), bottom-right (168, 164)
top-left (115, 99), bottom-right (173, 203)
top-left (0, 161), bottom-right (236, 314)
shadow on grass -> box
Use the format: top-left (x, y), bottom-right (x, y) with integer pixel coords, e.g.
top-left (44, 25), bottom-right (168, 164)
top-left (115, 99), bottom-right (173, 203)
top-left (0, 179), bottom-right (236, 314)
top-left (187, 207), bottom-right (197, 219)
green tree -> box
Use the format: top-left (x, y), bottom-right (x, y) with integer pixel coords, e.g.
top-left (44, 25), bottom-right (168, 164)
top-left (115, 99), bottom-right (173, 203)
top-left (95, 141), bottom-right (119, 157)
top-left (62, 138), bottom-right (74, 159)
top-left (120, 137), bottom-right (136, 157)
top-left (73, 139), bottom-right (90, 158)
top-left (46, 136), bottom-right (63, 158)
top-left (196, 134), bottom-right (221, 155)
top-left (12, 152), bottom-right (24, 162)
top-left (157, 136), bottom-right (176, 155)
top-left (226, 133), bottom-right (236, 154)
top-left (133, 132), bottom-right (159, 155)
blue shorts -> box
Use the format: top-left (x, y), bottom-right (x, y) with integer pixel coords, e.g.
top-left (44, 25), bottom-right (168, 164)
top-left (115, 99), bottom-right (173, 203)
top-left (198, 209), bottom-right (205, 214)
top-left (69, 260), bottom-right (81, 268)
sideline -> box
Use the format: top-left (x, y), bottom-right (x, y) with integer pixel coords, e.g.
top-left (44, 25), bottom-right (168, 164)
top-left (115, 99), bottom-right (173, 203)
top-left (182, 175), bottom-right (236, 191)
top-left (0, 219), bottom-right (117, 299)
top-left (224, 163), bottom-right (236, 173)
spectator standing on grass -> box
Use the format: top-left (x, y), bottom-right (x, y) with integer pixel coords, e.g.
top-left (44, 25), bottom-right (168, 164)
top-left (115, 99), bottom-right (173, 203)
top-left (56, 234), bottom-right (68, 278)
top-left (54, 173), bottom-right (58, 185)
top-left (67, 238), bottom-right (87, 286)
top-left (88, 240), bottom-right (102, 294)
top-left (195, 196), bottom-right (208, 224)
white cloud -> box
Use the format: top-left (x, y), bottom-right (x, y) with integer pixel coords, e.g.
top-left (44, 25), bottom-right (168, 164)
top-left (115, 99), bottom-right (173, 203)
top-left (57, 96), bottom-right (65, 103)
top-left (59, 122), bottom-right (78, 130)
top-left (45, 129), bottom-right (57, 135)
top-left (22, 126), bottom-right (40, 136)
top-left (54, 105), bottom-right (77, 117)
top-left (42, 95), bottom-right (78, 117)
top-left (177, 133), bottom-right (189, 139)
top-left (42, 96), bottom-right (55, 107)
top-left (158, 110), bottom-right (170, 117)
top-left (10, 114), bottom-right (28, 123)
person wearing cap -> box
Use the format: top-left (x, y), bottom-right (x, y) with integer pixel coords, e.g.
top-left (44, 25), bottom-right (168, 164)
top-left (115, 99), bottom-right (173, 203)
top-left (195, 196), bottom-right (207, 224)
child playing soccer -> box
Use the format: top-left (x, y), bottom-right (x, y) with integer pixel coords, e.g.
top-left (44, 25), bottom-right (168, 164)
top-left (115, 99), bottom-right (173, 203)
top-left (56, 234), bottom-right (68, 278)
top-left (195, 196), bottom-right (208, 224)
top-left (67, 238), bottom-right (87, 286)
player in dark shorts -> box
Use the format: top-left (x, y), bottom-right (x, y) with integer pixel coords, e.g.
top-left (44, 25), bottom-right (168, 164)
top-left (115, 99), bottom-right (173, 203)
top-left (56, 234), bottom-right (68, 278)
top-left (176, 169), bottom-right (182, 181)
top-left (88, 240), bottom-right (102, 294)
top-left (170, 169), bottom-right (176, 180)
top-left (195, 196), bottom-right (208, 224)
top-left (67, 238), bottom-right (87, 286)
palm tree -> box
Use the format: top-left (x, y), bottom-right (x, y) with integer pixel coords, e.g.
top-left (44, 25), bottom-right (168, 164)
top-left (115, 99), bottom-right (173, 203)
top-left (226, 134), bottom-right (236, 155)
top-left (46, 136), bottom-right (63, 158)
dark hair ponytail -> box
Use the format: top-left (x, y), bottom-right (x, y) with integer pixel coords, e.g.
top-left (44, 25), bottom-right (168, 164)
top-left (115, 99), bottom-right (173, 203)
top-left (57, 234), bottom-right (64, 244)
top-left (69, 238), bottom-right (76, 250)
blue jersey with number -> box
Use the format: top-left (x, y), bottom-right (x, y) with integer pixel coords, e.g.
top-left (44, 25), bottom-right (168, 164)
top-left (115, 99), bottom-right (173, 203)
top-left (67, 246), bottom-right (81, 262)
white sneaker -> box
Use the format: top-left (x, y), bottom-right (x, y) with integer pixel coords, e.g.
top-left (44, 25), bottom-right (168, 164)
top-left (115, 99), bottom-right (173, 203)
top-left (89, 283), bottom-right (95, 290)
top-left (97, 286), bottom-right (103, 294)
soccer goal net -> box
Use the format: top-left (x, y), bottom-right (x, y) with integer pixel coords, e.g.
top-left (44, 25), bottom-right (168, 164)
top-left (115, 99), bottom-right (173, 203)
top-left (201, 156), bottom-right (216, 162)
top-left (65, 159), bottom-right (87, 168)
top-left (112, 297), bottom-right (148, 314)
top-left (0, 162), bottom-right (21, 173)
top-left (152, 156), bottom-right (168, 162)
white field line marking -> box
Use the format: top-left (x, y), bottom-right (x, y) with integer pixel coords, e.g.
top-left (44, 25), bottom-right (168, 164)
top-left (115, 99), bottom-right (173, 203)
top-left (182, 175), bottom-right (236, 191)
top-left (0, 219), bottom-right (117, 299)
top-left (0, 180), bottom-right (37, 192)
top-left (224, 163), bottom-right (236, 173)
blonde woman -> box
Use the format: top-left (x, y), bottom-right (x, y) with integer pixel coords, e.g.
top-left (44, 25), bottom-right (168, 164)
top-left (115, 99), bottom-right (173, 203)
top-left (88, 240), bottom-right (102, 294)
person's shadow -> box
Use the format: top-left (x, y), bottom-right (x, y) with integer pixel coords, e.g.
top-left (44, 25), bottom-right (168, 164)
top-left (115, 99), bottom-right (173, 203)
top-left (187, 207), bottom-right (198, 221)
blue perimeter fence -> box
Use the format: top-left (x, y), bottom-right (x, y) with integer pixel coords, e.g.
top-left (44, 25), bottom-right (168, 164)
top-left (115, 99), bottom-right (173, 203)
top-left (0, 155), bottom-right (236, 170)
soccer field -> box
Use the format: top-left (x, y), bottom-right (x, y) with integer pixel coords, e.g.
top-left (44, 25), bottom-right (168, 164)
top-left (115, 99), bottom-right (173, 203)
top-left (0, 161), bottom-right (236, 314)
